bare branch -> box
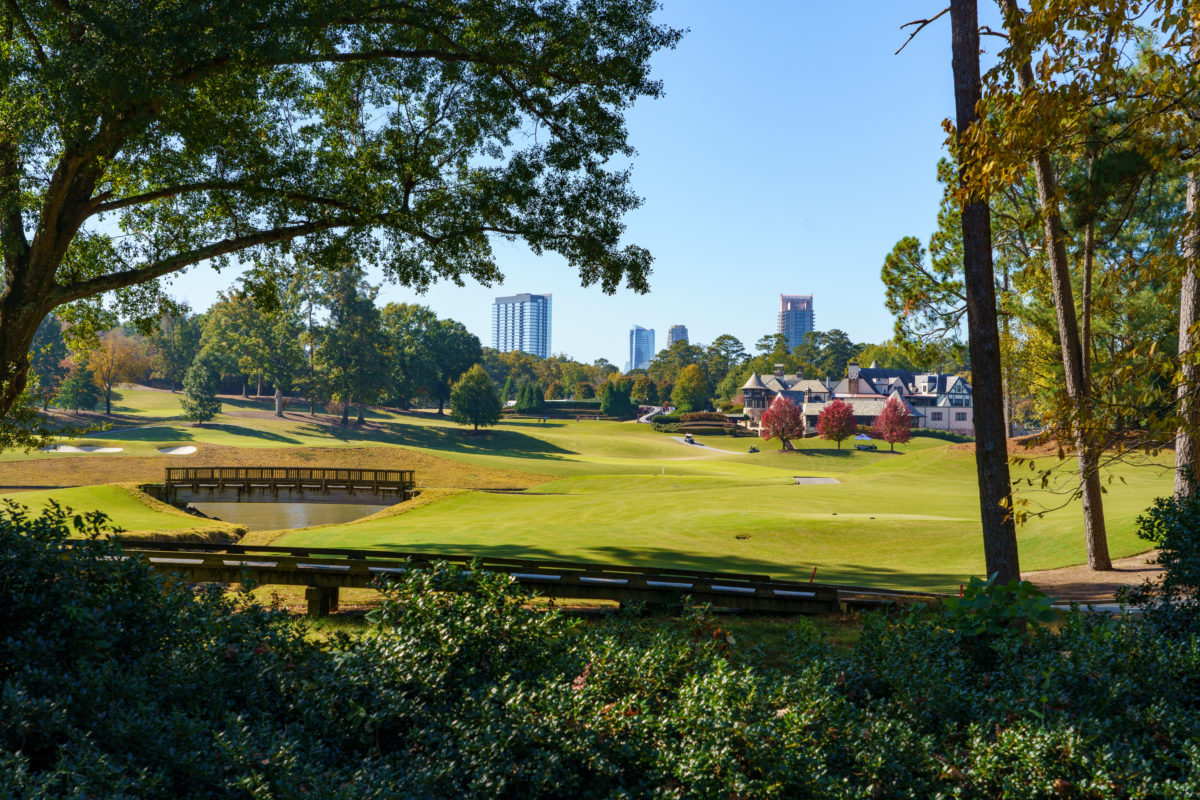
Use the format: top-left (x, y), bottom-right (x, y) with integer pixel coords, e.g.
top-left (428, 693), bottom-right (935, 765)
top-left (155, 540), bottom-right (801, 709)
top-left (896, 7), bottom-right (950, 55)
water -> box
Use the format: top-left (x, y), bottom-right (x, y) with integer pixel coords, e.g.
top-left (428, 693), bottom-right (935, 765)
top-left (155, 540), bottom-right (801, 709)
top-left (188, 502), bottom-right (390, 531)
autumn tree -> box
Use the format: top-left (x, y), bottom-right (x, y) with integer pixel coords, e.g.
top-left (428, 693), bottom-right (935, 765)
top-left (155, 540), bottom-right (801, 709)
top-left (759, 396), bottom-right (805, 451)
top-left (449, 365), bottom-right (502, 433)
top-left (872, 396), bottom-right (913, 452)
top-left (576, 383), bottom-right (596, 400)
top-left (671, 364), bottom-right (708, 413)
top-left (545, 381), bottom-right (566, 400)
top-left (632, 374), bottom-right (659, 405)
top-left (816, 399), bottom-right (856, 449)
top-left (0, 2), bottom-right (680, 447)
top-left (87, 330), bottom-right (149, 415)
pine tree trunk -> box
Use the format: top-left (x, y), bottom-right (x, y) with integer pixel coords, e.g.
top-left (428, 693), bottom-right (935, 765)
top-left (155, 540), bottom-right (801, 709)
top-left (275, 387), bottom-right (284, 417)
top-left (1000, 0), bottom-right (1110, 570)
top-left (1177, 171), bottom-right (1200, 496)
top-left (952, 0), bottom-right (1022, 583)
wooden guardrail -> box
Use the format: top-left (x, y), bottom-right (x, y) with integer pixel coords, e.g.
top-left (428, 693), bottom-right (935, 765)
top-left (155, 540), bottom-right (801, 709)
top-left (103, 541), bottom-right (867, 617)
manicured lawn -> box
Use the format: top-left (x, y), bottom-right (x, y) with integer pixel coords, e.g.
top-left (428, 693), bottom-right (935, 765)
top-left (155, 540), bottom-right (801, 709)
top-left (0, 484), bottom-right (233, 534)
top-left (10, 389), bottom-right (1174, 590)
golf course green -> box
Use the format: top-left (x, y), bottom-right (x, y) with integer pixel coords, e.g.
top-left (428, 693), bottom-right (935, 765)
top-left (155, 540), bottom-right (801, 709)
top-left (0, 387), bottom-right (1174, 590)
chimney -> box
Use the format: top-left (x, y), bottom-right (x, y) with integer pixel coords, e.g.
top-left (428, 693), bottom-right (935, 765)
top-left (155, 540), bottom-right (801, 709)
top-left (848, 361), bottom-right (860, 394)
top-left (774, 363), bottom-right (785, 378)
top-left (797, 366), bottom-right (804, 380)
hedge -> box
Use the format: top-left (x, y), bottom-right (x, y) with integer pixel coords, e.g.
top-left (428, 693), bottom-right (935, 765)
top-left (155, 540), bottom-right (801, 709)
top-left (8, 499), bottom-right (1200, 798)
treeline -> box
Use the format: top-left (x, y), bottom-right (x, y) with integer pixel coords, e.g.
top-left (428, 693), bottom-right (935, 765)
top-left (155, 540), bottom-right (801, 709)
top-left (27, 261), bottom-right (485, 424)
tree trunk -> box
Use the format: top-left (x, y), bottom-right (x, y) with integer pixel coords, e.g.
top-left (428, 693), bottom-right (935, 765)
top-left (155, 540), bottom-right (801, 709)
top-left (341, 394), bottom-right (351, 425)
top-left (999, 0), bottom-right (1110, 571)
top-left (257, 373), bottom-right (263, 397)
top-left (437, 397), bottom-right (445, 415)
top-left (356, 401), bottom-right (365, 424)
top-left (952, 0), bottom-right (1022, 583)
top-left (242, 378), bottom-right (248, 398)
top-left (1177, 171), bottom-right (1200, 496)
top-left (275, 387), bottom-right (284, 417)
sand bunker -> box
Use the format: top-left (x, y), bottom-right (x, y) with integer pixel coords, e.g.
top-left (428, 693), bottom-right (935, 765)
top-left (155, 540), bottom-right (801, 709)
top-left (41, 445), bottom-right (124, 453)
top-left (792, 476), bottom-right (840, 485)
top-left (158, 445), bottom-right (197, 455)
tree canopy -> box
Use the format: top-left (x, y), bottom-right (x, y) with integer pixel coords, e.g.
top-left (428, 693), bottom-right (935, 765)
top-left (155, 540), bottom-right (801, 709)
top-left (0, 0), bottom-right (681, 437)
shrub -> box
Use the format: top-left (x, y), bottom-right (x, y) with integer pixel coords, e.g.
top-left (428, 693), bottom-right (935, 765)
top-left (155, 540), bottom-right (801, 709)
top-left (680, 411), bottom-right (726, 423)
top-left (911, 428), bottom-right (975, 443)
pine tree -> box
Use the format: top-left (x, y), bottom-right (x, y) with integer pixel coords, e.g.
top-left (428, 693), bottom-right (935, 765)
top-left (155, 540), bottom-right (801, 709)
top-left (55, 365), bottom-right (103, 413)
top-left (181, 358), bottom-right (222, 426)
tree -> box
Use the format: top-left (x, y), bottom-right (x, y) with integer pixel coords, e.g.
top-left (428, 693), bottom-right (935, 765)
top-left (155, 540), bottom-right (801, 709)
top-left (950, 0), bottom-right (1022, 582)
top-left (872, 397), bottom-right (913, 452)
top-left (648, 340), bottom-right (705, 385)
top-left (631, 374), bottom-right (659, 405)
top-left (514, 381), bottom-right (545, 415)
top-left (671, 364), bottom-right (708, 413)
top-left (148, 308), bottom-right (202, 392)
top-left (576, 383), bottom-right (596, 400)
top-left (181, 357), bottom-right (222, 426)
top-left (315, 267), bottom-right (387, 424)
top-left (449, 365), bottom-right (502, 433)
top-left (54, 364), bottom-right (102, 413)
top-left (429, 321), bottom-right (483, 416)
top-left (86, 330), bottom-right (149, 415)
top-left (0, 4), bottom-right (679, 433)
top-left (759, 396), bottom-right (805, 451)
top-left (545, 381), bottom-right (566, 400)
top-left (501, 376), bottom-right (515, 405)
top-left (600, 379), bottom-right (634, 419)
top-left (816, 399), bottom-right (856, 449)
top-left (29, 316), bottom-right (68, 410)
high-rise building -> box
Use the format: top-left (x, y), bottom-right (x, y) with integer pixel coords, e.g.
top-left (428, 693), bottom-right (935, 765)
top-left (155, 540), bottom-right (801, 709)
top-left (628, 325), bottom-right (655, 371)
top-left (667, 324), bottom-right (688, 346)
top-left (492, 293), bottom-right (552, 358)
top-left (778, 294), bottom-right (815, 351)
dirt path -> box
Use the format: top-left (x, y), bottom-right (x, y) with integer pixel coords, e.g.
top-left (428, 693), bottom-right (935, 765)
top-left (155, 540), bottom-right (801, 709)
top-left (1024, 551), bottom-right (1160, 603)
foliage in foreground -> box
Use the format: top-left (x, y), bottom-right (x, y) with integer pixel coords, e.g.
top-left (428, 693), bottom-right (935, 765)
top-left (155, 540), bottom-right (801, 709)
top-left (4, 503), bottom-right (1200, 798)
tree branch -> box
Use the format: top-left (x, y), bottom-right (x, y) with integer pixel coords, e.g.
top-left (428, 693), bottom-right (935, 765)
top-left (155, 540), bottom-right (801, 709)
top-left (49, 219), bottom-right (355, 305)
top-left (5, 0), bottom-right (48, 66)
top-left (896, 7), bottom-right (951, 55)
top-left (88, 181), bottom-right (364, 216)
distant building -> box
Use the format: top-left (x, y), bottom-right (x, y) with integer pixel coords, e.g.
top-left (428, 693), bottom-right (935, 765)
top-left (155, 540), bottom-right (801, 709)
top-left (667, 324), bottom-right (689, 346)
top-left (492, 293), bottom-right (552, 358)
top-left (628, 325), bottom-right (655, 371)
top-left (778, 294), bottom-right (815, 351)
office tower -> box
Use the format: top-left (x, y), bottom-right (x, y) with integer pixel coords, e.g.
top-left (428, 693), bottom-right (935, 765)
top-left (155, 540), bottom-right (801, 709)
top-left (778, 294), bottom-right (815, 351)
top-left (628, 325), bottom-right (655, 371)
top-left (492, 293), bottom-right (552, 358)
top-left (667, 324), bottom-right (688, 346)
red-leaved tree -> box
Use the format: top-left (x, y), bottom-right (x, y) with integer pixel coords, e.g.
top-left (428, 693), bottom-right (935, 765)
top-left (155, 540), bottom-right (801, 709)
top-left (816, 399), bottom-right (856, 449)
top-left (760, 395), bottom-right (805, 451)
top-left (872, 396), bottom-right (912, 452)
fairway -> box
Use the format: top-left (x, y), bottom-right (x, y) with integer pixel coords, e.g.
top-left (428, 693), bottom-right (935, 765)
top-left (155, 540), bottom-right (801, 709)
top-left (5, 389), bottom-right (1174, 591)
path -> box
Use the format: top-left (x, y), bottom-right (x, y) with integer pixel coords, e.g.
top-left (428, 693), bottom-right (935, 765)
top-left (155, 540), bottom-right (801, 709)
top-left (669, 436), bottom-right (745, 455)
top-left (637, 406), bottom-right (663, 423)
top-left (1024, 550), bottom-right (1160, 603)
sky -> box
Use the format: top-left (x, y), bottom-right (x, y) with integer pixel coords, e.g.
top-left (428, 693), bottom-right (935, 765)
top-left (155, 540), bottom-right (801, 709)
top-left (160, 1), bottom-right (1000, 367)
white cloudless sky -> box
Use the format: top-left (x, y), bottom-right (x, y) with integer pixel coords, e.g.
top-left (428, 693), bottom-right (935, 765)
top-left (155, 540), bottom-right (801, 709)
top-left (160, 1), bottom-right (1002, 366)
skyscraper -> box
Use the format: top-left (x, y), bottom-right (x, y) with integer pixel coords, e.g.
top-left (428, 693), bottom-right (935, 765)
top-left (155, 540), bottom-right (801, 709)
top-left (778, 294), bottom-right (814, 351)
top-left (667, 324), bottom-right (688, 346)
top-left (492, 293), bottom-right (552, 358)
top-left (628, 325), bottom-right (655, 371)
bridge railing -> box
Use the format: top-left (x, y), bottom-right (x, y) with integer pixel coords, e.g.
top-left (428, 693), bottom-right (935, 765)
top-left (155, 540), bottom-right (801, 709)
top-left (165, 467), bottom-right (415, 487)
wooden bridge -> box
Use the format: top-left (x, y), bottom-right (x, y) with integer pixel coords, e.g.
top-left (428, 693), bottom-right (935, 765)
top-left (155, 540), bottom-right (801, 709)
top-left (105, 541), bottom-right (944, 617)
top-left (159, 467), bottom-right (416, 505)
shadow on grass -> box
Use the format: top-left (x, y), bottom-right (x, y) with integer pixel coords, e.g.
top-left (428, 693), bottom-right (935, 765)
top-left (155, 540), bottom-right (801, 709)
top-left (329, 541), bottom-right (970, 591)
top-left (105, 423), bottom-right (302, 445)
top-left (292, 420), bottom-right (574, 461)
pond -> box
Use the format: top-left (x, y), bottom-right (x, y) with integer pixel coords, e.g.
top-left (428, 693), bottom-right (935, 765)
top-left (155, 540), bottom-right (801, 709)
top-left (188, 502), bottom-right (390, 531)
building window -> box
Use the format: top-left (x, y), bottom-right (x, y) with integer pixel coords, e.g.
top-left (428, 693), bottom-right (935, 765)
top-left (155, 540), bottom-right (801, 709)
top-left (955, 412), bottom-right (968, 422)
top-left (930, 412), bottom-right (943, 421)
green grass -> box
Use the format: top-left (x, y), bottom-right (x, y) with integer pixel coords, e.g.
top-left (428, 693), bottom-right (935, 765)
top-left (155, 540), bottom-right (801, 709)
top-left (1, 484), bottom-right (223, 533)
top-left (12, 389), bottom-right (1175, 590)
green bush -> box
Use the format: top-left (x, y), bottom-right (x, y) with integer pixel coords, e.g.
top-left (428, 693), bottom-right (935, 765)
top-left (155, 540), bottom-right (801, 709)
top-left (9, 500), bottom-right (1200, 797)
top-left (911, 428), bottom-right (975, 443)
top-left (680, 411), bottom-right (726, 423)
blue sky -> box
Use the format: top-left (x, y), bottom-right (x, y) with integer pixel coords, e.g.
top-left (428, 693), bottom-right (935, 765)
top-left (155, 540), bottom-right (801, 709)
top-left (163, 1), bottom-right (996, 366)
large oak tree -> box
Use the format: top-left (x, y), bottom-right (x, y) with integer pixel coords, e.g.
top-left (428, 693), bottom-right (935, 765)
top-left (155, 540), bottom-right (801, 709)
top-left (0, 0), bottom-right (680, 437)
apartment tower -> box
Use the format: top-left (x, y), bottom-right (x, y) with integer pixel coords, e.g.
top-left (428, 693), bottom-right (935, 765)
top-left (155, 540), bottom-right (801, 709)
top-left (492, 293), bottom-right (552, 358)
top-left (778, 294), bottom-right (814, 351)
